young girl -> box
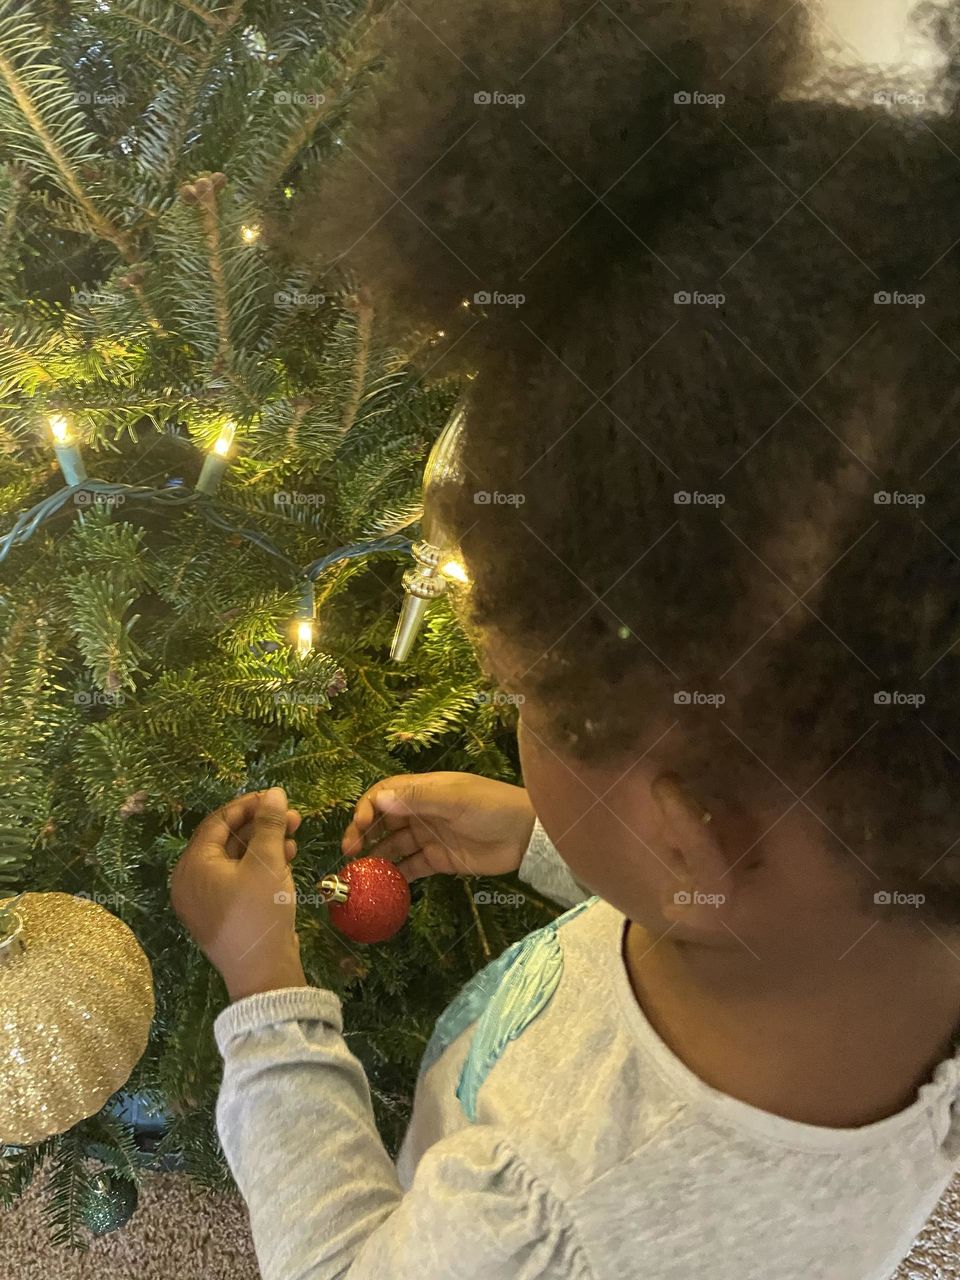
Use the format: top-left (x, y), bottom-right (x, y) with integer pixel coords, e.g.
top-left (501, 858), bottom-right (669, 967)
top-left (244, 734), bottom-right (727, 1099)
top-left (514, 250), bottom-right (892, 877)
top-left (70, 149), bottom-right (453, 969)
top-left (171, 1), bottom-right (960, 1275)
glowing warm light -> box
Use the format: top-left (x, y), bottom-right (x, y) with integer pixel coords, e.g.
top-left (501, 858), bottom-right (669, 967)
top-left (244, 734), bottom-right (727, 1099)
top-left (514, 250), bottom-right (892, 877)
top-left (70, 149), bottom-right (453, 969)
top-left (48, 413), bottom-right (71, 444)
top-left (212, 421), bottom-right (236, 456)
top-left (241, 223), bottom-right (262, 244)
top-left (296, 619), bottom-right (314, 658)
top-left (441, 558), bottom-right (469, 585)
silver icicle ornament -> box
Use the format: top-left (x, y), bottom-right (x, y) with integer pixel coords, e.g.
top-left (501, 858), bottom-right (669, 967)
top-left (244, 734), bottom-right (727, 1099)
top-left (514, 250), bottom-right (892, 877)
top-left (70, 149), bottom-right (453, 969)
top-left (391, 401), bottom-right (469, 661)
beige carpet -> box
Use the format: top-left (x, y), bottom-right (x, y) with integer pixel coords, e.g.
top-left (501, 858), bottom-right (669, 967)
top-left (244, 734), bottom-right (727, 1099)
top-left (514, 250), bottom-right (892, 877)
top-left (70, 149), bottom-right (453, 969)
top-left (0, 1171), bottom-right (259, 1280)
top-left (0, 1168), bottom-right (957, 1277)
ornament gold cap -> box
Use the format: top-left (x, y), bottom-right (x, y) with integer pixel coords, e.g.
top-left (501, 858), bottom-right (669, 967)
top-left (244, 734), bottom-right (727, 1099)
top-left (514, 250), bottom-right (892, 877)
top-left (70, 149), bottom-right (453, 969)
top-left (317, 874), bottom-right (349, 905)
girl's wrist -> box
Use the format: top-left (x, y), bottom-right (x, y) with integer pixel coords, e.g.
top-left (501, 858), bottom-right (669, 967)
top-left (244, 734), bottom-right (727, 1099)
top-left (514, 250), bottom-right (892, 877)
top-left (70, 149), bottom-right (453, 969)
top-left (227, 969), bottom-right (308, 1002)
top-left (225, 940), bottom-right (307, 1002)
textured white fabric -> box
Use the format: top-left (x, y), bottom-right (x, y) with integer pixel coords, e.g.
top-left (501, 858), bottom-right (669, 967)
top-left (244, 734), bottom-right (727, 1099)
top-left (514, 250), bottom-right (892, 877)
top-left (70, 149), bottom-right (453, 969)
top-left (215, 820), bottom-right (960, 1280)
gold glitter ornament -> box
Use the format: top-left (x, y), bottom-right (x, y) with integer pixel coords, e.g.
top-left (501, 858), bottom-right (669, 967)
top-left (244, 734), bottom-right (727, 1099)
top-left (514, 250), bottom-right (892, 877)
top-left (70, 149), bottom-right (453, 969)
top-left (0, 893), bottom-right (154, 1144)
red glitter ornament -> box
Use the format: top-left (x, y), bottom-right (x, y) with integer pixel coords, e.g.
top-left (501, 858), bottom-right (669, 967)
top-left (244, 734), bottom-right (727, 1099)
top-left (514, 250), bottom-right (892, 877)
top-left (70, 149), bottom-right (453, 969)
top-left (318, 856), bottom-right (411, 944)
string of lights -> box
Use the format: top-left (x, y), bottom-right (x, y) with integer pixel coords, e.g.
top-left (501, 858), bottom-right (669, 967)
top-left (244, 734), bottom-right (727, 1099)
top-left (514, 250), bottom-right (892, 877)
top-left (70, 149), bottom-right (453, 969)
top-left (2, 416), bottom-right (418, 659)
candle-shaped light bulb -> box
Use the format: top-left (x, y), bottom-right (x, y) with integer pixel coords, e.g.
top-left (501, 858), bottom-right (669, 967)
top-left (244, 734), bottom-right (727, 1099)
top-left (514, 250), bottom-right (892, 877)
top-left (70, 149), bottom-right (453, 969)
top-left (49, 413), bottom-right (70, 444)
top-left (296, 620), bottom-right (314, 658)
top-left (196, 421), bottom-right (237, 495)
top-left (212, 421), bottom-right (236, 456)
top-left (295, 579), bottom-right (315, 658)
top-left (47, 413), bottom-right (87, 485)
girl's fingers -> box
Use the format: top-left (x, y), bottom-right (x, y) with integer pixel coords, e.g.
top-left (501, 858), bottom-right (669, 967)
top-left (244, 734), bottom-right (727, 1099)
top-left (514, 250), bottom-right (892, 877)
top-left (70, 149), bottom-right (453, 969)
top-left (225, 818), bottom-right (255, 859)
top-left (194, 791), bottom-right (264, 853)
top-left (342, 820), bottom-right (365, 857)
top-left (343, 789), bottom-right (408, 853)
top-left (368, 828), bottom-right (421, 863)
top-left (343, 815), bottom-right (413, 857)
top-left (344, 780), bottom-right (420, 846)
top-left (395, 851), bottom-right (435, 882)
top-left (285, 839), bottom-right (297, 862)
top-left (225, 807), bottom-right (300, 859)
top-left (342, 793), bottom-right (380, 855)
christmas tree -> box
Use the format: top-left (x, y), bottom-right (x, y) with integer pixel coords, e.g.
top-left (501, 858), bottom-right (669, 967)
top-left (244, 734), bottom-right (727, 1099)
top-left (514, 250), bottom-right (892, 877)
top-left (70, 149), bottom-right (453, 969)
top-left (0, 0), bottom-right (547, 1244)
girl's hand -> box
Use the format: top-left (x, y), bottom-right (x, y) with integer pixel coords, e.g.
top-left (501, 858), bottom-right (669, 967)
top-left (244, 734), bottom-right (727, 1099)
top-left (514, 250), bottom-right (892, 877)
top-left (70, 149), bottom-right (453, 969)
top-left (171, 788), bottom-right (307, 1001)
top-left (342, 773), bottom-right (536, 882)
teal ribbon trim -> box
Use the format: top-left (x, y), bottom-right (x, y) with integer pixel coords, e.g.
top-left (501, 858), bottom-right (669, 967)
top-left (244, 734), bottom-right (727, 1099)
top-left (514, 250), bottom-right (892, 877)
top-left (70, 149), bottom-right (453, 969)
top-left (420, 897), bottom-right (596, 1119)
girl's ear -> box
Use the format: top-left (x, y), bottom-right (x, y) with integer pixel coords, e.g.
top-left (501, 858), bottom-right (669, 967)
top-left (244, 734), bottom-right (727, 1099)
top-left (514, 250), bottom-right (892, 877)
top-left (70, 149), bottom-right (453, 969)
top-left (652, 772), bottom-right (732, 925)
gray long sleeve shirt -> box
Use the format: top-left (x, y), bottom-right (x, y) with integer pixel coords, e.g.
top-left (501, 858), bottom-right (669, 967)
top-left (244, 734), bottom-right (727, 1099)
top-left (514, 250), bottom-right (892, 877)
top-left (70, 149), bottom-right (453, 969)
top-left (215, 821), bottom-right (960, 1279)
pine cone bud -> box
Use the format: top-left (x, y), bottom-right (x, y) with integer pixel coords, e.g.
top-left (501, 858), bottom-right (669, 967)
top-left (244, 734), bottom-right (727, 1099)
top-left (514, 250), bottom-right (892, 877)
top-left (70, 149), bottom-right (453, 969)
top-left (178, 182), bottom-right (199, 205)
top-left (210, 171), bottom-right (227, 191)
top-left (338, 955), bottom-right (369, 981)
top-left (119, 790), bottom-right (148, 819)
top-left (192, 176), bottom-right (213, 199)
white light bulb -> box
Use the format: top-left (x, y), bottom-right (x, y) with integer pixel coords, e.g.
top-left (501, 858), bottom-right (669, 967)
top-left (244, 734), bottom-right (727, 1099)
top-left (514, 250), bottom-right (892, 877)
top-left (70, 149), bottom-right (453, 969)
top-left (241, 223), bottom-right (262, 244)
top-left (48, 413), bottom-right (71, 445)
top-left (212, 421), bottom-right (236, 456)
top-left (296, 619), bottom-right (314, 657)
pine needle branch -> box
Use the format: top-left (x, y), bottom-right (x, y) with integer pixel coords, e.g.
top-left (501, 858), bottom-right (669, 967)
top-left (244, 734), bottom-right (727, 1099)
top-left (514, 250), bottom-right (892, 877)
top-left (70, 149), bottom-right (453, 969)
top-left (0, 20), bottom-right (130, 257)
top-left (196, 191), bottom-right (234, 372)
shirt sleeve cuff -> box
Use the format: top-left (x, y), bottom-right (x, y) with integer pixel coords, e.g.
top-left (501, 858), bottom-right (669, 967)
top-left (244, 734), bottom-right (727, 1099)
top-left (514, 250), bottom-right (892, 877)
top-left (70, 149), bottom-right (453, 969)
top-left (214, 986), bottom-right (343, 1055)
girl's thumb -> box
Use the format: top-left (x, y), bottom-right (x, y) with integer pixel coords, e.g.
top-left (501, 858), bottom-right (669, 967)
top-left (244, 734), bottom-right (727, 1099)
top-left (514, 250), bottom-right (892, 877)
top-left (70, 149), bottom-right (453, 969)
top-left (247, 787), bottom-right (290, 868)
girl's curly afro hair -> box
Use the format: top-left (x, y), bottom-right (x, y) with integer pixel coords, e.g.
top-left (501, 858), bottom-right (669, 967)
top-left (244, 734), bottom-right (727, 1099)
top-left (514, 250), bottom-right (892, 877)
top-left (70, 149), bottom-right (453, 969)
top-left (291, 0), bottom-right (960, 924)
